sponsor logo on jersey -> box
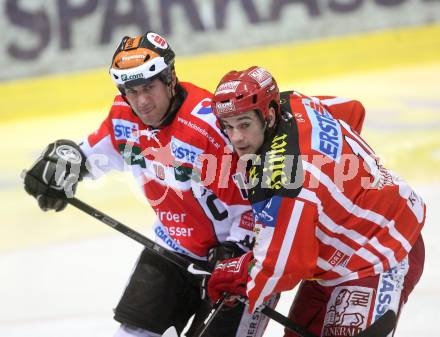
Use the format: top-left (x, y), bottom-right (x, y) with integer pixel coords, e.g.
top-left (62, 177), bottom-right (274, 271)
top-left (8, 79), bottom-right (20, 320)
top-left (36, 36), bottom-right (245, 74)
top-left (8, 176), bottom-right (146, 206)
top-left (118, 143), bottom-right (146, 168)
top-left (189, 98), bottom-right (229, 147)
top-left (154, 225), bottom-right (187, 254)
top-left (373, 257), bottom-right (407, 322)
top-left (239, 210), bottom-right (255, 231)
top-left (322, 286), bottom-right (374, 337)
top-left (174, 165), bottom-right (193, 182)
top-left (171, 136), bottom-right (203, 165)
top-left (156, 209), bottom-right (188, 224)
top-left (166, 226), bottom-right (194, 237)
top-left (328, 249), bottom-right (349, 267)
top-left (253, 197), bottom-right (281, 227)
top-left (196, 100), bottom-right (212, 115)
top-left (304, 99), bottom-right (342, 161)
top-left (265, 133), bottom-right (289, 190)
top-left (112, 119), bottom-right (140, 143)
top-left (177, 116), bottom-right (221, 149)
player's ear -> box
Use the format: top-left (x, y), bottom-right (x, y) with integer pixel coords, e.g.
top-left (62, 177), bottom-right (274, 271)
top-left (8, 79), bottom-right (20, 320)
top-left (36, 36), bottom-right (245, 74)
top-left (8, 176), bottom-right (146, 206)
top-left (267, 108), bottom-right (276, 128)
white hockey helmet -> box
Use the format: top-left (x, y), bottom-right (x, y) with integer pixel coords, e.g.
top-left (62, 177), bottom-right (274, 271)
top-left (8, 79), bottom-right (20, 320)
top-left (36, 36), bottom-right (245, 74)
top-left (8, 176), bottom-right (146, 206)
top-left (109, 32), bottom-right (175, 94)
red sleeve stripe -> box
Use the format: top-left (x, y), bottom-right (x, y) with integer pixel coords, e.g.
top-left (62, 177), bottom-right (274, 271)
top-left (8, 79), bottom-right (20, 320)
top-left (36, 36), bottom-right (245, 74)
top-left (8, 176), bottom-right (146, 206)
top-left (357, 247), bottom-right (386, 274)
top-left (300, 188), bottom-right (389, 271)
top-left (317, 271), bottom-right (360, 286)
top-left (315, 227), bottom-right (355, 256)
top-left (315, 224), bottom-right (390, 278)
top-left (368, 236), bottom-right (398, 266)
top-left (340, 119), bottom-right (375, 154)
top-left (302, 161), bottom-right (412, 253)
top-left (316, 257), bottom-right (355, 277)
top-left (319, 212), bottom-right (368, 246)
top-left (248, 200), bottom-right (305, 312)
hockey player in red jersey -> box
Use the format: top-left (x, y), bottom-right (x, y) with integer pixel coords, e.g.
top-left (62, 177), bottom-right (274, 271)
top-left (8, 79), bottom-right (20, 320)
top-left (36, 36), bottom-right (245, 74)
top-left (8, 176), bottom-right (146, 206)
top-left (22, 33), bottom-right (278, 337)
top-left (208, 66), bottom-right (425, 337)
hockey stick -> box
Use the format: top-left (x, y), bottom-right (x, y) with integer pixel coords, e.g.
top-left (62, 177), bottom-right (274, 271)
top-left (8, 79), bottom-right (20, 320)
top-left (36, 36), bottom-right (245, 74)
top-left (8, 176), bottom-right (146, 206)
top-left (161, 326), bottom-right (179, 337)
top-left (355, 310), bottom-right (397, 337)
top-left (66, 197), bottom-right (312, 335)
top-left (195, 298), bottom-right (226, 337)
top-left (67, 197), bottom-right (396, 337)
top-left (67, 197), bottom-right (209, 275)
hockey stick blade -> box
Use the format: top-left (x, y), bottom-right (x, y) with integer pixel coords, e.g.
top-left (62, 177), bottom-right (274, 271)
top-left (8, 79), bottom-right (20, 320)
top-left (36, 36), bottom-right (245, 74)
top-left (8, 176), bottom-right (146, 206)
top-left (162, 326), bottom-right (179, 337)
top-left (259, 306), bottom-right (396, 337)
top-left (195, 298), bottom-right (226, 337)
top-left (354, 310), bottom-right (397, 337)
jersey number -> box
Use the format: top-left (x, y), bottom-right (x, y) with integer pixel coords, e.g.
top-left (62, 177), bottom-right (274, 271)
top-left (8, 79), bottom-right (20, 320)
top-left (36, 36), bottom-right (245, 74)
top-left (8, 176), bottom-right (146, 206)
top-left (206, 194), bottom-right (228, 221)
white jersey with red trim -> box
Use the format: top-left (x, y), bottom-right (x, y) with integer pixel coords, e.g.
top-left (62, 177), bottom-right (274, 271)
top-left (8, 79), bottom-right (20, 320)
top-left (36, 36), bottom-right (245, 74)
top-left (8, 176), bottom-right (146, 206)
top-left (80, 82), bottom-right (254, 259)
top-left (246, 91), bottom-right (425, 312)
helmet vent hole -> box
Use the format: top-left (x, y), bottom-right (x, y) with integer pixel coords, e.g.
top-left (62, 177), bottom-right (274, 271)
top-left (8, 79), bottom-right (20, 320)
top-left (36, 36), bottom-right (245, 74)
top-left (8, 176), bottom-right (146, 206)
top-left (149, 65), bottom-right (156, 71)
top-left (236, 94), bottom-right (243, 100)
top-left (144, 54), bottom-right (151, 62)
top-left (252, 95), bottom-right (258, 103)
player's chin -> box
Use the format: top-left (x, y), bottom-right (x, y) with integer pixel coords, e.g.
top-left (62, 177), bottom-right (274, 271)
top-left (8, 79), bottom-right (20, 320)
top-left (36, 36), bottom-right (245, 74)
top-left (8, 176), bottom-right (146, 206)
top-left (138, 112), bottom-right (158, 125)
top-left (236, 146), bottom-right (254, 157)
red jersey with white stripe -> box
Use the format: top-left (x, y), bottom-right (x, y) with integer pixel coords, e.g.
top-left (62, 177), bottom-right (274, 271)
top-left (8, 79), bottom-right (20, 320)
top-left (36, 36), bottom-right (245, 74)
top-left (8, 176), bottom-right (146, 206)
top-left (246, 91), bottom-right (425, 312)
top-left (80, 82), bottom-right (254, 259)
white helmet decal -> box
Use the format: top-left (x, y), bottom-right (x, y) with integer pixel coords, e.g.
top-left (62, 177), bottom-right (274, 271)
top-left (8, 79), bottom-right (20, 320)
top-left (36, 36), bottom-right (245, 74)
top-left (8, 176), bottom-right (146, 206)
top-left (110, 56), bottom-right (169, 86)
top-left (147, 32), bottom-right (168, 49)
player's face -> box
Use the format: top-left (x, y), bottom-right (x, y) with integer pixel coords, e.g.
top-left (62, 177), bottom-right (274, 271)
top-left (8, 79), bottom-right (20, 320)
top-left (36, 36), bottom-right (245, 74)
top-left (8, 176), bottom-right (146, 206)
top-left (124, 78), bottom-right (173, 127)
top-left (221, 111), bottom-right (266, 157)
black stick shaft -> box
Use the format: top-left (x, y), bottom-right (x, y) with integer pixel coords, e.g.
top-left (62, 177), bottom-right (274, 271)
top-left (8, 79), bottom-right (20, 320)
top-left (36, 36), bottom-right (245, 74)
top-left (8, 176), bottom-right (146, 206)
top-left (260, 305), bottom-right (317, 337)
top-left (67, 197), bottom-right (192, 271)
top-left (67, 197), bottom-right (392, 337)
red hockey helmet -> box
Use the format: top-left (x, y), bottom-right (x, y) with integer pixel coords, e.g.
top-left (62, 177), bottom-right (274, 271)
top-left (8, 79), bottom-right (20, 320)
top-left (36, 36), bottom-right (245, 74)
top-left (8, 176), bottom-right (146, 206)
top-left (211, 66), bottom-right (279, 120)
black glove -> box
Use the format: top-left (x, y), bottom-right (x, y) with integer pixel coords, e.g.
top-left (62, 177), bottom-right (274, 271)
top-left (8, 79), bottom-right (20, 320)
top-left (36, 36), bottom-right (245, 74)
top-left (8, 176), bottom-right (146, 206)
top-left (23, 139), bottom-right (87, 212)
top-left (201, 241), bottom-right (246, 301)
top-left (207, 241), bottom-right (246, 269)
